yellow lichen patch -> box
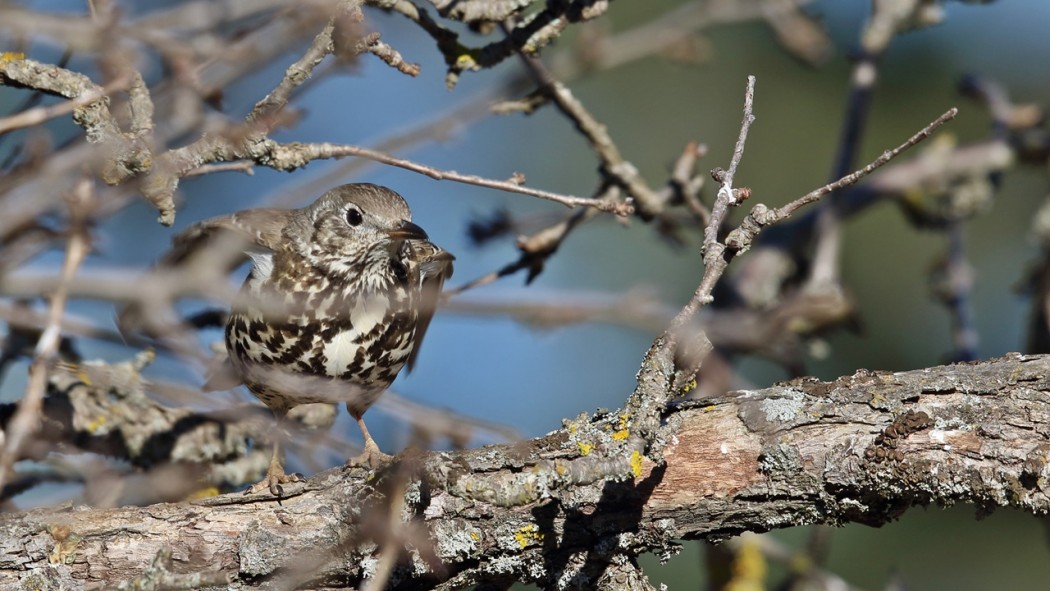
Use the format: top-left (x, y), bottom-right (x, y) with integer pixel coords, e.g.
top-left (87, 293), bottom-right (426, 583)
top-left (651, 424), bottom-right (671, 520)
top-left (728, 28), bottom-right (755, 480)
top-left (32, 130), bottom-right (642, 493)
top-left (629, 450), bottom-right (643, 478)
top-left (611, 412), bottom-right (631, 441)
top-left (455, 53), bottom-right (478, 70)
top-left (617, 413), bottom-right (630, 430)
top-left (85, 416), bottom-right (107, 433)
top-left (514, 525), bottom-right (543, 548)
top-left (703, 404), bottom-right (717, 412)
top-left (186, 487), bottom-right (220, 500)
top-left (577, 441), bottom-right (593, 456)
top-left (470, 531), bottom-right (481, 541)
top-left (1, 52), bottom-right (25, 62)
top-left (680, 378), bottom-right (698, 394)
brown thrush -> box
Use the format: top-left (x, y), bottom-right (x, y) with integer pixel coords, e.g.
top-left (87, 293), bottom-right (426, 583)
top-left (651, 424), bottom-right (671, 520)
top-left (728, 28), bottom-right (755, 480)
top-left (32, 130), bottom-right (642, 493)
top-left (173, 183), bottom-right (453, 495)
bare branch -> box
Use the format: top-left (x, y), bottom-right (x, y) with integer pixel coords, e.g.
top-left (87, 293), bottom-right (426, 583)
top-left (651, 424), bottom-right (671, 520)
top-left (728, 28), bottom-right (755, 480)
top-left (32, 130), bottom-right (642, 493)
top-left (516, 49), bottom-right (662, 217)
top-left (725, 107), bottom-right (959, 251)
top-left (247, 14), bottom-right (336, 124)
top-left (703, 74), bottom-right (757, 252)
top-left (263, 141), bottom-right (633, 213)
top-left (0, 178), bottom-right (92, 493)
top-left (664, 75), bottom-right (759, 354)
top-left (0, 76), bottom-right (129, 134)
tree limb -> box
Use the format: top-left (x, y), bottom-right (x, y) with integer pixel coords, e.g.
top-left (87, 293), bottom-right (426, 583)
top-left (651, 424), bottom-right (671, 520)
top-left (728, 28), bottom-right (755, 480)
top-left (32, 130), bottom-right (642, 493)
top-left (2, 353), bottom-right (1048, 589)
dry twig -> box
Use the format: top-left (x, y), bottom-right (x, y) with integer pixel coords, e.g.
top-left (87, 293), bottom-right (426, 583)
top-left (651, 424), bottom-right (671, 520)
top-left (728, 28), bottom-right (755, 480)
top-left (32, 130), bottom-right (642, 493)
top-left (0, 179), bottom-right (92, 493)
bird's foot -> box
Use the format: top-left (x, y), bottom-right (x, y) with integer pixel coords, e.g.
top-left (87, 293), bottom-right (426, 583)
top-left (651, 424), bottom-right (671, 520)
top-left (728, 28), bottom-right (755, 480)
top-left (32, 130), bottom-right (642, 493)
top-left (347, 439), bottom-right (393, 469)
top-left (245, 466), bottom-right (304, 497)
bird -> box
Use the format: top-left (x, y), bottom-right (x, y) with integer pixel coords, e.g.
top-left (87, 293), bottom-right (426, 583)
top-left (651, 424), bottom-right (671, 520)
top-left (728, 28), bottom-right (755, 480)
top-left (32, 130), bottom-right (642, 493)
top-left (168, 183), bottom-right (454, 495)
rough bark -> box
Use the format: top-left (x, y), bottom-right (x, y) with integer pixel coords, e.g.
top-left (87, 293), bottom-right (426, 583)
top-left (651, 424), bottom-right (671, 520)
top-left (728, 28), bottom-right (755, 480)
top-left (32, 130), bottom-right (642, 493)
top-left (3, 352), bottom-right (1049, 590)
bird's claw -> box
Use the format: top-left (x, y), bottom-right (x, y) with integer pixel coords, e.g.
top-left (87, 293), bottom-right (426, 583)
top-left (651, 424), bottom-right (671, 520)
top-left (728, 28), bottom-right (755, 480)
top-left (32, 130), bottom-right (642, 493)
top-left (245, 469), bottom-right (304, 497)
top-left (347, 440), bottom-right (393, 469)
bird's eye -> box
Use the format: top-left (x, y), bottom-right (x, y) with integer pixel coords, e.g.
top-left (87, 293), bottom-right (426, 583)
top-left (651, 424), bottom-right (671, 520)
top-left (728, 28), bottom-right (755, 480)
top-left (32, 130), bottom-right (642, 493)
top-left (346, 207), bottom-right (363, 227)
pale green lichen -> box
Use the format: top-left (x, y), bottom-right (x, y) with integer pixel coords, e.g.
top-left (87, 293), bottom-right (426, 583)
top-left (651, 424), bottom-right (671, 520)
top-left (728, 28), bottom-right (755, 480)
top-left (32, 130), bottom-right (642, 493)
top-left (359, 556), bottom-right (378, 579)
top-left (761, 390), bottom-right (806, 422)
top-left (432, 520), bottom-right (481, 562)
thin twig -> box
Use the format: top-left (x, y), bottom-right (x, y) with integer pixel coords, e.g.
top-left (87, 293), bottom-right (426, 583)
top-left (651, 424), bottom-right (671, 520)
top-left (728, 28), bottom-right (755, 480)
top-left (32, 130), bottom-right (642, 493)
top-left (445, 203), bottom-right (603, 296)
top-left (703, 75), bottom-right (756, 252)
top-left (759, 108), bottom-right (959, 222)
top-left (247, 16), bottom-right (335, 125)
top-left (184, 161), bottom-right (256, 177)
top-left (441, 289), bottom-right (674, 333)
top-left (361, 480), bottom-right (407, 591)
top-left (0, 179), bottom-right (92, 493)
top-left (0, 76), bottom-right (130, 134)
top-left (723, 109), bottom-right (958, 254)
top-left (670, 141), bottom-right (710, 224)
top-left (0, 300), bottom-right (147, 349)
top-left (515, 47), bottom-right (662, 216)
top-left (666, 76), bottom-right (758, 334)
top-left (274, 142), bottom-right (632, 214)
top-left (444, 269), bottom-right (504, 296)
top-left (666, 106), bottom-right (958, 373)
top-left (271, 98), bottom-right (498, 209)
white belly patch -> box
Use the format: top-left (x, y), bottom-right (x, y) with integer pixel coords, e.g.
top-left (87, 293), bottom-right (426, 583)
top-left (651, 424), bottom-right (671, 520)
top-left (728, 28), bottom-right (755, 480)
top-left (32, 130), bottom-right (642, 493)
top-left (322, 329), bottom-right (359, 375)
top-left (350, 294), bottom-right (387, 334)
top-left (320, 294), bottom-right (388, 374)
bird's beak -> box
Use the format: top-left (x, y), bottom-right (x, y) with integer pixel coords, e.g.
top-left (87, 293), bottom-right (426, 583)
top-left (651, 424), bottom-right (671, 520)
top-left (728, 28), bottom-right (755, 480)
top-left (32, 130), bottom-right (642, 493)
top-left (387, 220), bottom-right (429, 240)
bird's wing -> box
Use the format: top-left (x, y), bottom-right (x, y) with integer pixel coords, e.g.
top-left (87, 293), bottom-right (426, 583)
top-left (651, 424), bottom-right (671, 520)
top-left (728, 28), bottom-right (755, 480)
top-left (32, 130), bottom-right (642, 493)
top-left (164, 209), bottom-right (291, 389)
top-left (406, 247), bottom-right (454, 372)
top-left (117, 208), bottom-right (289, 340)
top-left (163, 207), bottom-right (290, 269)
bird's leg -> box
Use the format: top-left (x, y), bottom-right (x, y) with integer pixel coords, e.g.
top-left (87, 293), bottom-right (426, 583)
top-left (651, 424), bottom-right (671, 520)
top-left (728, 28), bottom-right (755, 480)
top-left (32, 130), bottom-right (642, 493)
top-left (246, 409), bottom-right (305, 496)
top-left (347, 408), bottom-right (393, 468)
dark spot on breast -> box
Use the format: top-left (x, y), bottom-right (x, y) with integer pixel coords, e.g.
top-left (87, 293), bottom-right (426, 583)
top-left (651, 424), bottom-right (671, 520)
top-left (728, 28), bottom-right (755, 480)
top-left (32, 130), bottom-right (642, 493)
top-left (369, 311), bottom-right (412, 358)
top-left (340, 350), bottom-right (367, 380)
top-left (275, 330), bottom-right (312, 365)
top-left (307, 354), bottom-right (327, 375)
top-left (264, 332), bottom-right (285, 351)
top-left (228, 316), bottom-right (247, 336)
top-left (248, 320), bottom-right (265, 342)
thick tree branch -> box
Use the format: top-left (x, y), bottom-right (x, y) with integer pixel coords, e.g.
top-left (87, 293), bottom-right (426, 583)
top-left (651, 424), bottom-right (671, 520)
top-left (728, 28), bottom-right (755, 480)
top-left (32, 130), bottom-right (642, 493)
top-left (2, 353), bottom-right (1048, 589)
